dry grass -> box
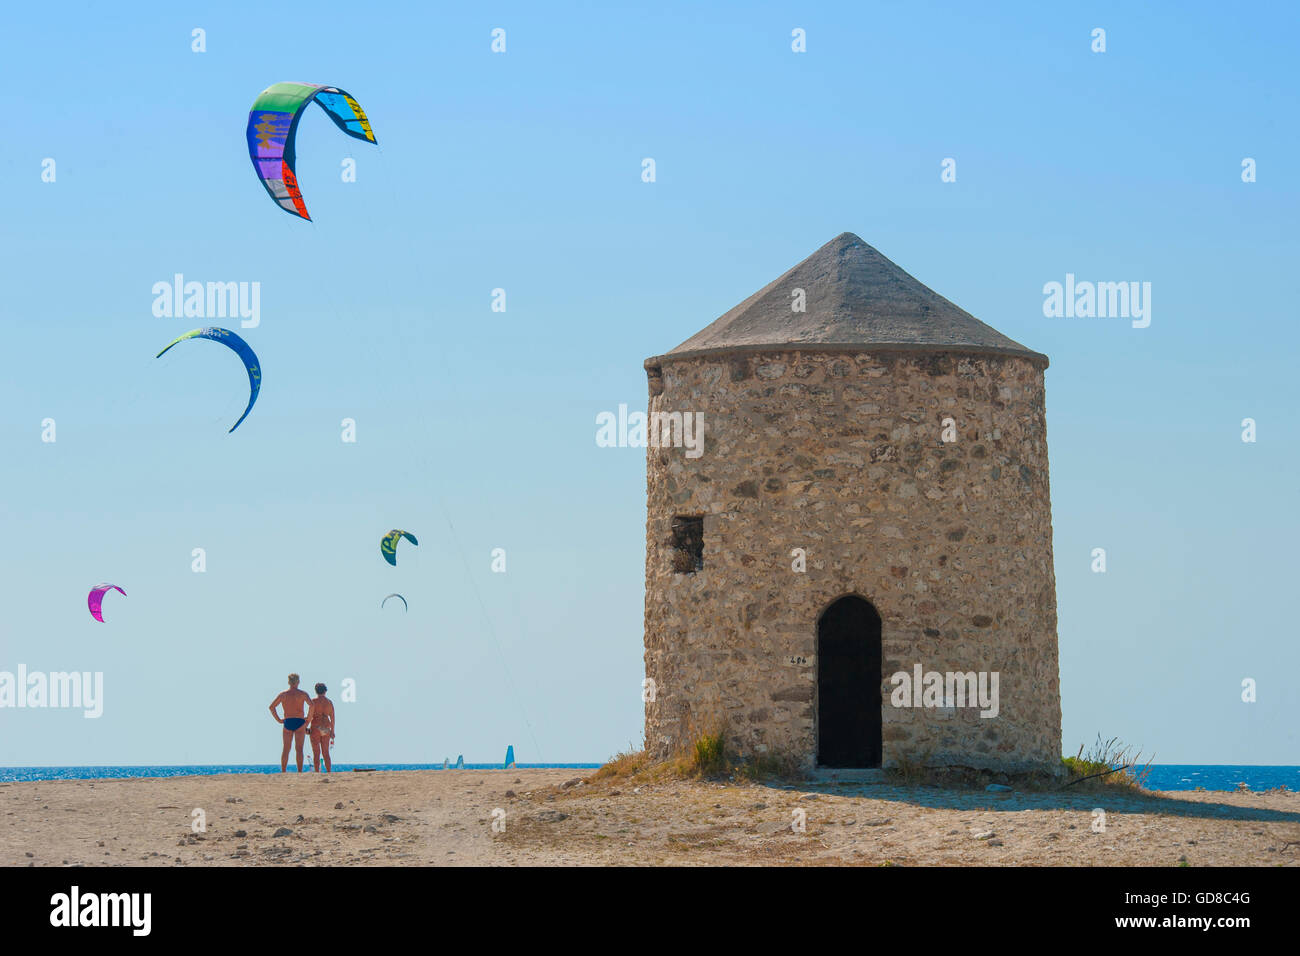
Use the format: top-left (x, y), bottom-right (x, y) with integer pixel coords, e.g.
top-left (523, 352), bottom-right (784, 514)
top-left (1060, 735), bottom-right (1154, 793)
top-left (596, 733), bottom-right (1158, 797)
top-left (596, 739), bottom-right (806, 787)
top-left (687, 732), bottom-right (726, 775)
top-left (591, 749), bottom-right (653, 782)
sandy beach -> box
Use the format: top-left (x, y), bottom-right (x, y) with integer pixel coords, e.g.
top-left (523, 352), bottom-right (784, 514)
top-left (3, 769), bottom-right (1298, 866)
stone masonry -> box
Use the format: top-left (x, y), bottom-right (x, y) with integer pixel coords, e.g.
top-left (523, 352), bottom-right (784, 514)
top-left (642, 234), bottom-right (1062, 772)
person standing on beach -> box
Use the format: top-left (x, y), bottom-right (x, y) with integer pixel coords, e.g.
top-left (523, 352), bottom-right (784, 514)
top-left (307, 683), bottom-right (335, 775)
top-left (269, 674), bottom-right (312, 772)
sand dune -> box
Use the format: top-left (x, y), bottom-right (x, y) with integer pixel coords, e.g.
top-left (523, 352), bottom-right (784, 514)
top-left (3, 769), bottom-right (1298, 866)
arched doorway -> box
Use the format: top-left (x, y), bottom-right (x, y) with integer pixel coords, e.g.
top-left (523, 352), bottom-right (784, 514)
top-left (817, 595), bottom-right (882, 768)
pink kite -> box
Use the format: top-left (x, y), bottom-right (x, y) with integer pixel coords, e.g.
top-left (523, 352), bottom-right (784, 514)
top-left (87, 584), bottom-right (126, 623)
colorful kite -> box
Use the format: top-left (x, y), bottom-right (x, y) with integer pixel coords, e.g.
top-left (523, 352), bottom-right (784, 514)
top-left (246, 82), bottom-right (377, 220)
top-left (155, 328), bottom-right (262, 433)
top-left (381, 530), bottom-right (417, 566)
top-left (87, 584), bottom-right (126, 623)
top-left (381, 593), bottom-right (408, 612)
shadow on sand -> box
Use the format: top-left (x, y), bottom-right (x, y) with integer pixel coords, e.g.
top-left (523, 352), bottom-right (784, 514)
top-left (751, 780), bottom-right (1300, 825)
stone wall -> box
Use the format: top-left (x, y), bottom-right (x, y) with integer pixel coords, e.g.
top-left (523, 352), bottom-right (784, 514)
top-left (642, 349), bottom-right (1061, 772)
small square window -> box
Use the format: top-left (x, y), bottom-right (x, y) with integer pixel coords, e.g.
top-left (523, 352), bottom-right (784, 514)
top-left (670, 516), bottom-right (704, 573)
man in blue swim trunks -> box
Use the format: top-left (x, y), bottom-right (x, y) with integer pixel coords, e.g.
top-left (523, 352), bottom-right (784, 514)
top-left (269, 673), bottom-right (313, 772)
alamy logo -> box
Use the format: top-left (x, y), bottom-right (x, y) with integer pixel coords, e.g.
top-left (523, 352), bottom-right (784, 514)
top-left (0, 666), bottom-right (103, 718)
top-left (1042, 274), bottom-right (1150, 328)
top-left (596, 403), bottom-right (704, 458)
top-left (152, 274), bottom-right (260, 328)
top-left (50, 886), bottom-right (151, 936)
top-left (889, 664), bottom-right (999, 718)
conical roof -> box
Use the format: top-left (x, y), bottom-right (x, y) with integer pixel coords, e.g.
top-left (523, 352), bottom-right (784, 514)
top-left (647, 233), bottom-right (1047, 368)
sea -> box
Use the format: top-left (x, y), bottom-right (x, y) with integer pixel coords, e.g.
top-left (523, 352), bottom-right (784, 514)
top-left (0, 763), bottom-right (1296, 790)
top-left (0, 763), bottom-right (601, 783)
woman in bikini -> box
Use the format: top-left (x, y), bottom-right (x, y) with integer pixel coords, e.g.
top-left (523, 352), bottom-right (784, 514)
top-left (307, 682), bottom-right (336, 774)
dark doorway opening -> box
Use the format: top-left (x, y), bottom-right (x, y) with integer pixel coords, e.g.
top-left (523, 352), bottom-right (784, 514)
top-left (817, 595), bottom-right (883, 768)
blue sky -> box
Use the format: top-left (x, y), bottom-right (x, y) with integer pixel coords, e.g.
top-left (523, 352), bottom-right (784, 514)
top-left (1, 1), bottom-right (1296, 767)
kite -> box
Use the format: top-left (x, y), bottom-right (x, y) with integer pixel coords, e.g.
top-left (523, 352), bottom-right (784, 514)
top-left (246, 82), bottom-right (377, 220)
top-left (87, 584), bottom-right (126, 623)
top-left (381, 530), bottom-right (417, 566)
top-left (156, 328), bottom-right (261, 433)
top-left (381, 593), bottom-right (408, 612)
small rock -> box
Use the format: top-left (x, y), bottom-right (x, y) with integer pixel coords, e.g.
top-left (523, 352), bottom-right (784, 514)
top-left (561, 778), bottom-right (582, 789)
top-left (234, 830), bottom-right (247, 838)
top-left (536, 810), bottom-right (568, 823)
top-left (273, 827), bottom-right (293, 837)
top-left (752, 803), bottom-right (768, 810)
top-left (504, 790), bottom-right (517, 798)
top-left (225, 797), bottom-right (238, 804)
top-left (382, 814), bottom-right (400, 823)
top-left (985, 784), bottom-right (1012, 792)
top-left (862, 818), bottom-right (892, 827)
top-left (513, 778), bottom-right (521, 784)
top-left (334, 802), bottom-right (344, 810)
top-left (972, 830), bottom-right (996, 840)
top-left (295, 815), bottom-right (305, 823)
top-left (987, 839), bottom-right (1004, 847)
top-left (363, 824), bottom-right (379, 833)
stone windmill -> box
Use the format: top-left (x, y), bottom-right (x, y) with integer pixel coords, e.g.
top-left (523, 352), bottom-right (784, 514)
top-left (642, 233), bottom-right (1060, 772)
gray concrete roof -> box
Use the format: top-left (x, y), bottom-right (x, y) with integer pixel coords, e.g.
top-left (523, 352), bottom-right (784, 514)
top-left (646, 233), bottom-right (1047, 368)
